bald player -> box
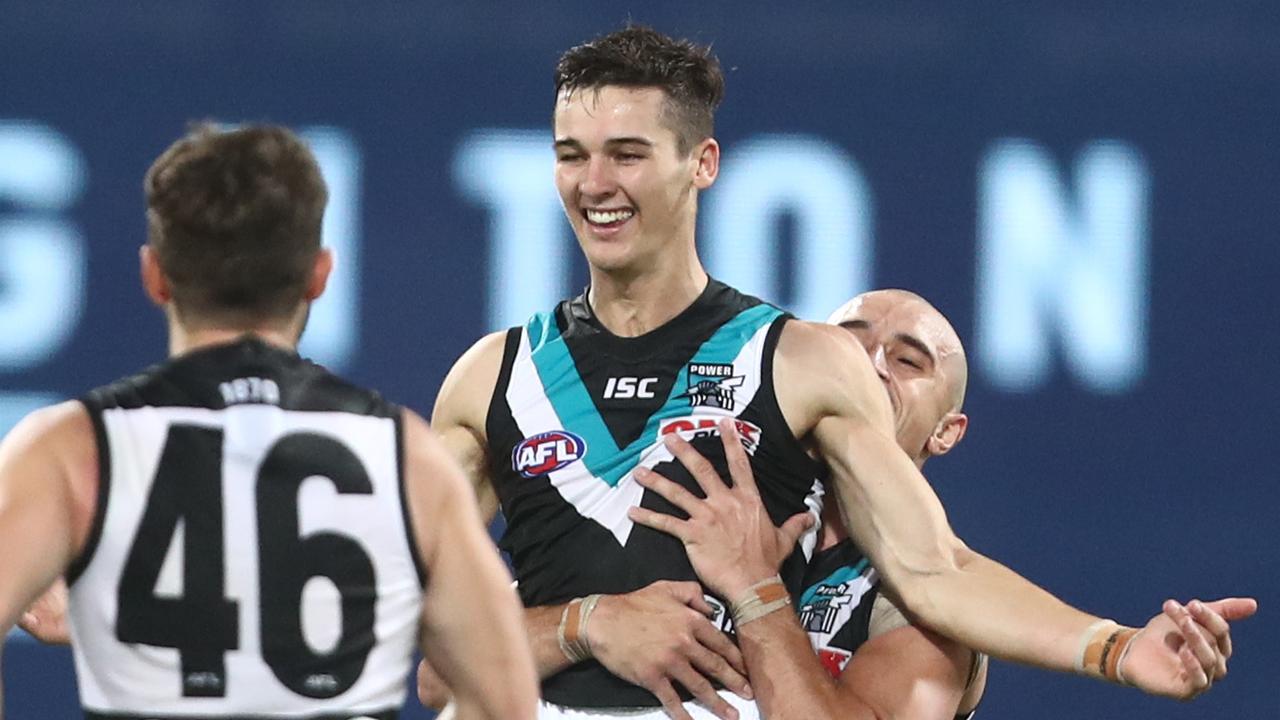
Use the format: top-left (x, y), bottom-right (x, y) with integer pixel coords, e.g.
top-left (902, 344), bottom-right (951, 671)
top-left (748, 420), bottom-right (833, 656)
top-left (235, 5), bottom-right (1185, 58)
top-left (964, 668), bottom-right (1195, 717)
top-left (631, 289), bottom-right (983, 718)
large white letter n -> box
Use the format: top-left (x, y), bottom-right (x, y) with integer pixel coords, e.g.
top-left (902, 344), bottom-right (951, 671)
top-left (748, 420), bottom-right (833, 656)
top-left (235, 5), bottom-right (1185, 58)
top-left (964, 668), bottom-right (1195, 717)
top-left (977, 140), bottom-right (1149, 393)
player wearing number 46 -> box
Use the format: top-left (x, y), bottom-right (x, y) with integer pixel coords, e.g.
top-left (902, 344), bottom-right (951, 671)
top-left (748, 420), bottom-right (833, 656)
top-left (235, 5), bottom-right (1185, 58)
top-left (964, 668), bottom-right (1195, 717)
top-left (0, 124), bottom-right (537, 720)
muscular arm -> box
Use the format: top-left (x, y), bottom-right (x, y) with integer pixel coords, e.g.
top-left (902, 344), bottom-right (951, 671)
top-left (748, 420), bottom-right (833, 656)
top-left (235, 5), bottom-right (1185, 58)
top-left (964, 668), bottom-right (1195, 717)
top-left (0, 402), bottom-right (95, 636)
top-left (776, 320), bottom-right (1250, 695)
top-left (734, 606), bottom-right (970, 720)
top-left (403, 409), bottom-right (537, 720)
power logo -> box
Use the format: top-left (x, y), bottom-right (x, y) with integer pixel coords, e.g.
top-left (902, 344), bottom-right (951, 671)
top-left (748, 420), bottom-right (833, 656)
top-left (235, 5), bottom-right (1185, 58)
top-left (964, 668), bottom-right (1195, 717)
top-left (512, 431), bottom-right (588, 478)
top-left (658, 417), bottom-right (762, 454)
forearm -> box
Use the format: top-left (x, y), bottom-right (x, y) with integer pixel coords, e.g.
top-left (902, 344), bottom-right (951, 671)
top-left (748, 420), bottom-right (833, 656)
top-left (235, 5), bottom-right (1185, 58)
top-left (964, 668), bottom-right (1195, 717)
top-left (524, 604), bottom-right (576, 678)
top-left (735, 610), bottom-right (874, 720)
top-left (824, 420), bottom-right (1107, 677)
top-left (900, 548), bottom-right (1104, 674)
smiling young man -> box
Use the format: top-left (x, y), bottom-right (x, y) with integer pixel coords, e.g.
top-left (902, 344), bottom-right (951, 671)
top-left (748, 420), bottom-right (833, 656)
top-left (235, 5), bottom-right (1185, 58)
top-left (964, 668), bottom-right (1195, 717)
top-left (424, 24), bottom-right (1253, 720)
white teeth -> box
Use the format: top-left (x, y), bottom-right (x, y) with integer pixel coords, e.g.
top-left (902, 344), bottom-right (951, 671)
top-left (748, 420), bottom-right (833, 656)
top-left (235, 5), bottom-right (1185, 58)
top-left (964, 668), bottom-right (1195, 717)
top-left (585, 208), bottom-right (634, 225)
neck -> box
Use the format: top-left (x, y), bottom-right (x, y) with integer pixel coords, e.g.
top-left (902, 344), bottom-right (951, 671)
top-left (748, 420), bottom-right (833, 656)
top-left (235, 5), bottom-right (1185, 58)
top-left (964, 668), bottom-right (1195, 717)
top-left (167, 318), bottom-right (299, 358)
top-left (587, 248), bottom-right (708, 338)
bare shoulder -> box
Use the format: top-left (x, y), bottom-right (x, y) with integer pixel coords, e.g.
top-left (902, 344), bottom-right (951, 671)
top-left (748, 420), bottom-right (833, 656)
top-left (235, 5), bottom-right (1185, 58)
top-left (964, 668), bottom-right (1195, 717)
top-left (433, 330), bottom-right (510, 431)
top-left (0, 400), bottom-right (94, 464)
top-left (774, 319), bottom-right (889, 433)
top-left (0, 400), bottom-right (99, 553)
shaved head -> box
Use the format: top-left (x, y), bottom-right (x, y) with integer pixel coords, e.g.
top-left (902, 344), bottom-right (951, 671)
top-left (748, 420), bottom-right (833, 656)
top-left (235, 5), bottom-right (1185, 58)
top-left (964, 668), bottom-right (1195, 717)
top-left (828, 289), bottom-right (968, 412)
top-left (827, 289), bottom-right (969, 465)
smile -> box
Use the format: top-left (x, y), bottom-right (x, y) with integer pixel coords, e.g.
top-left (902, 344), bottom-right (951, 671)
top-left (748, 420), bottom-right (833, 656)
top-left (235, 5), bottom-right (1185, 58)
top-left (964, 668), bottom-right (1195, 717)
top-left (583, 207), bottom-right (635, 227)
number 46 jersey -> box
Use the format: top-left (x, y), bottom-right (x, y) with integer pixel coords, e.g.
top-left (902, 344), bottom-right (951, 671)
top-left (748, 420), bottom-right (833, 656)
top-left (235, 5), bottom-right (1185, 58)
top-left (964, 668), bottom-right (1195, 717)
top-left (66, 338), bottom-right (424, 720)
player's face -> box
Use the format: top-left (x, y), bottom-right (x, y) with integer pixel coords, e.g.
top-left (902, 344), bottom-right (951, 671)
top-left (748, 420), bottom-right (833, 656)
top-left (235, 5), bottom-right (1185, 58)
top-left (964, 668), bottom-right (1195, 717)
top-left (831, 291), bottom-right (966, 462)
top-left (553, 85), bottom-right (712, 274)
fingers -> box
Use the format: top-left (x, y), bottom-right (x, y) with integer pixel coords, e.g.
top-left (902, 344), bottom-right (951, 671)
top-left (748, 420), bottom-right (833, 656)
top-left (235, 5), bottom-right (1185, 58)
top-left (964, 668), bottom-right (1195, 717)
top-left (657, 580), bottom-right (715, 617)
top-left (629, 505), bottom-right (690, 541)
top-left (1204, 597), bottom-right (1258, 622)
top-left (668, 663), bottom-right (739, 720)
top-left (649, 677), bottom-right (696, 720)
top-left (664, 433), bottom-right (727, 500)
top-left (635, 466), bottom-right (707, 519)
top-left (716, 418), bottom-right (759, 498)
top-left (1164, 600), bottom-right (1217, 690)
top-left (692, 622), bottom-right (750, 689)
top-left (1187, 599), bottom-right (1232, 678)
top-left (1177, 643), bottom-right (1210, 695)
top-left (779, 512), bottom-right (817, 549)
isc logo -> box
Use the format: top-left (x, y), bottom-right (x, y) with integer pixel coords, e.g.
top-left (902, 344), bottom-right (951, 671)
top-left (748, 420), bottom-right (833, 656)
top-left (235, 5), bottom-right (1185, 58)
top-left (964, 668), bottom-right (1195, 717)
top-left (512, 430), bottom-right (587, 478)
top-left (603, 376), bottom-right (659, 399)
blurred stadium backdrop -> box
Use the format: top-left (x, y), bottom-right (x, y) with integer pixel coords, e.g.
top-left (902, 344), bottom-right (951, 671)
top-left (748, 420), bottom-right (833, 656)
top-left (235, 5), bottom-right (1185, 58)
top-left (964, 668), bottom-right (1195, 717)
top-left (2, 2), bottom-right (1276, 718)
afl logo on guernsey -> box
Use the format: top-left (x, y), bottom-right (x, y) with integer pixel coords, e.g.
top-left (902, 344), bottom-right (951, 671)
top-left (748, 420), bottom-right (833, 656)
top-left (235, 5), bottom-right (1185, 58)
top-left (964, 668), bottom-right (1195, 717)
top-left (512, 430), bottom-right (587, 478)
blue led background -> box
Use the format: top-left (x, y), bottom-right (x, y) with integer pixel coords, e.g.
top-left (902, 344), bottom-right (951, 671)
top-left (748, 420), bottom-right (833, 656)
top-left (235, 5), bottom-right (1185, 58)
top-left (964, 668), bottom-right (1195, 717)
top-left (2, 2), bottom-right (1276, 718)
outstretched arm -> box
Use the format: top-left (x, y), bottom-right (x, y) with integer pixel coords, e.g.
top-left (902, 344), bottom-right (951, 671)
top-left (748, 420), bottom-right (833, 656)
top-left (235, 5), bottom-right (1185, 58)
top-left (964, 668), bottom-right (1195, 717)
top-left (776, 320), bottom-right (1256, 699)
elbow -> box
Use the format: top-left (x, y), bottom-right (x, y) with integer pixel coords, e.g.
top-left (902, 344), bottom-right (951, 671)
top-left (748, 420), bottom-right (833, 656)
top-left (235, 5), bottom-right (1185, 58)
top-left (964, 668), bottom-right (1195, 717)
top-left (883, 538), bottom-right (974, 626)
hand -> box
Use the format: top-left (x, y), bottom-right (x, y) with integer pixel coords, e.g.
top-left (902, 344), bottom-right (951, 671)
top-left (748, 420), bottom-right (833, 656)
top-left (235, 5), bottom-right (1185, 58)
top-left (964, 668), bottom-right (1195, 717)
top-left (628, 418), bottom-right (815, 600)
top-left (416, 657), bottom-right (453, 709)
top-left (19, 579), bottom-right (70, 645)
top-left (588, 580), bottom-right (752, 720)
top-left (1120, 597), bottom-right (1257, 699)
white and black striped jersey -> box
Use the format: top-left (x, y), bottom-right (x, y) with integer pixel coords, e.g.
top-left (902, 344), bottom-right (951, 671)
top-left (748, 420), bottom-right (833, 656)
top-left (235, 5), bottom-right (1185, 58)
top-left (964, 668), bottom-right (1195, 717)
top-left (66, 338), bottom-right (425, 720)
top-left (799, 539), bottom-right (981, 720)
top-left (486, 280), bottom-right (826, 708)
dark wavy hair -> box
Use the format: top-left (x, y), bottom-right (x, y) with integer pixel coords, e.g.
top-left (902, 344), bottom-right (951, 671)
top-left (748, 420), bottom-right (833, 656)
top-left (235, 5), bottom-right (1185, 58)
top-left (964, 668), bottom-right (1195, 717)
top-left (555, 24), bottom-right (725, 154)
top-left (144, 123), bottom-right (327, 325)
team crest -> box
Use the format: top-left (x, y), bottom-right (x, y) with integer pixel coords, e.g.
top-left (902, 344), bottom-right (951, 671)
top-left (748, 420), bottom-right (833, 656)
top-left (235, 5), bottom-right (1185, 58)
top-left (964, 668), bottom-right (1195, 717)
top-left (798, 583), bottom-right (855, 634)
top-left (679, 363), bottom-right (744, 410)
top-left (512, 430), bottom-right (587, 478)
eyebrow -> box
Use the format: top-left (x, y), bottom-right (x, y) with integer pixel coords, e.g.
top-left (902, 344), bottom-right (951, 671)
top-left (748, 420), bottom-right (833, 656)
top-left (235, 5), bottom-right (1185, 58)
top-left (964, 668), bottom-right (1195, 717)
top-left (839, 321), bottom-right (936, 367)
top-left (894, 332), bottom-right (937, 367)
top-left (553, 137), bottom-right (655, 151)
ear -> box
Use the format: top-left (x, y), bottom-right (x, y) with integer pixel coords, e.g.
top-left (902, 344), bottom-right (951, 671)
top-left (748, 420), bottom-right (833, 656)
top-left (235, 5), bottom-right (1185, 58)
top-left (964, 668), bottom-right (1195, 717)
top-left (304, 248), bottom-right (334, 302)
top-left (139, 245), bottom-right (172, 306)
top-left (926, 412), bottom-right (968, 458)
top-left (691, 137), bottom-right (720, 190)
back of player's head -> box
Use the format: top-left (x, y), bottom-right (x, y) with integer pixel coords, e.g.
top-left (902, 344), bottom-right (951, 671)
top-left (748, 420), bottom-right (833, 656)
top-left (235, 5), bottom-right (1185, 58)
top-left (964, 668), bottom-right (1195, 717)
top-left (144, 123), bottom-right (326, 326)
top-left (555, 24), bottom-right (724, 155)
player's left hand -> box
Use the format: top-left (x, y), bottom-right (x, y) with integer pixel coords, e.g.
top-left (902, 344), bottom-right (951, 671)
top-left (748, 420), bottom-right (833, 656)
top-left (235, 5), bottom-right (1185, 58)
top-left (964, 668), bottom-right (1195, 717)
top-left (628, 418), bottom-right (815, 600)
top-left (18, 579), bottom-right (70, 645)
top-left (1120, 597), bottom-right (1257, 699)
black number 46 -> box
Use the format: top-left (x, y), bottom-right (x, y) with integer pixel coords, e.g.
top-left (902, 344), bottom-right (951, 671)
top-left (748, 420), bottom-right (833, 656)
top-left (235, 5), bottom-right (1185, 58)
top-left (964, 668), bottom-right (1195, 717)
top-left (115, 424), bottom-right (377, 699)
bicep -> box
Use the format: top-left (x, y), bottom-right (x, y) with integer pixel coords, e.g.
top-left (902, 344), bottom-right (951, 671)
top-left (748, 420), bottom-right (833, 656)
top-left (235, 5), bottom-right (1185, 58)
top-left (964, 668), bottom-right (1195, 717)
top-left (0, 403), bottom-right (89, 629)
top-left (836, 624), bottom-right (971, 720)
top-left (431, 330), bottom-right (508, 521)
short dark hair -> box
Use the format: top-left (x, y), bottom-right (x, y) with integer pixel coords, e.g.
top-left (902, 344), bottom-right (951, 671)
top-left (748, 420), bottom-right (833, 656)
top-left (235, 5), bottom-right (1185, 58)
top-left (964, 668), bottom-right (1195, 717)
top-left (555, 24), bottom-right (725, 154)
top-left (144, 123), bottom-right (327, 325)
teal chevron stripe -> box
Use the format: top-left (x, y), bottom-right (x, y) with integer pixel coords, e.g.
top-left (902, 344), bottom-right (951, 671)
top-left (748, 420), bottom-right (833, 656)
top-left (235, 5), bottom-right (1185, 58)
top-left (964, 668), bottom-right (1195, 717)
top-left (527, 303), bottom-right (782, 487)
top-left (799, 557), bottom-right (872, 609)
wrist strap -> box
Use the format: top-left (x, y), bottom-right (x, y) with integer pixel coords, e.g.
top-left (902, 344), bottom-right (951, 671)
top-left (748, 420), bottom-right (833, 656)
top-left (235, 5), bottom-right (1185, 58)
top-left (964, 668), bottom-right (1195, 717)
top-left (730, 575), bottom-right (790, 627)
top-left (557, 594), bottom-right (602, 663)
top-left (1077, 619), bottom-right (1141, 684)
